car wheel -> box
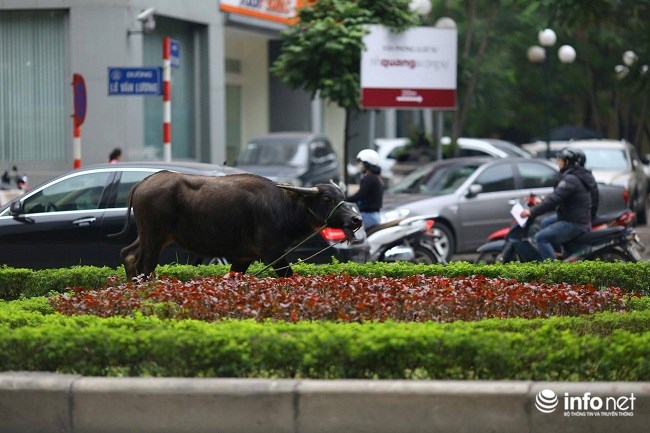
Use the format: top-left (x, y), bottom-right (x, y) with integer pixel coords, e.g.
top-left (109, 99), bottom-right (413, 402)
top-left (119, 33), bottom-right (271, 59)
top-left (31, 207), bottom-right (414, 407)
top-left (636, 196), bottom-right (647, 225)
top-left (430, 223), bottom-right (455, 262)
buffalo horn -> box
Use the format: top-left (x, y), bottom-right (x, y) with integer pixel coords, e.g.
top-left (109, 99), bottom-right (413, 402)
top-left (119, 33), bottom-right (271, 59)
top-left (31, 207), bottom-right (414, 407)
top-left (277, 184), bottom-right (319, 196)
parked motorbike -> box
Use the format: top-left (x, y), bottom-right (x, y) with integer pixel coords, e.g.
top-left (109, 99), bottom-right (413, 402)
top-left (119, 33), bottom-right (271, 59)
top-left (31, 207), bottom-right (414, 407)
top-left (475, 208), bottom-right (644, 263)
top-left (366, 215), bottom-right (447, 264)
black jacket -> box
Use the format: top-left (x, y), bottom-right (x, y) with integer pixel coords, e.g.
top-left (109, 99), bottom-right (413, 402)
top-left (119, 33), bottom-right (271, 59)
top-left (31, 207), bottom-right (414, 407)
top-left (346, 172), bottom-right (384, 212)
top-left (529, 166), bottom-right (599, 225)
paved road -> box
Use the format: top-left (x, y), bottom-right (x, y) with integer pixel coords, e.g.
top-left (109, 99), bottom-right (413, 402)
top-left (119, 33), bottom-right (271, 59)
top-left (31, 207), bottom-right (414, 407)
top-left (452, 205), bottom-right (650, 263)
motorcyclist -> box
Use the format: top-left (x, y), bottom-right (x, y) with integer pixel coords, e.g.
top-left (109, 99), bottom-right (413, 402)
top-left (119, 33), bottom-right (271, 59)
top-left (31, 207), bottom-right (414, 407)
top-left (346, 149), bottom-right (384, 229)
top-left (520, 147), bottom-right (599, 260)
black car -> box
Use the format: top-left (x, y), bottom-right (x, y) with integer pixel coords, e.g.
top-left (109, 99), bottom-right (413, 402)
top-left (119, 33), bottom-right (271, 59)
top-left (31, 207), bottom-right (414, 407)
top-left (0, 162), bottom-right (368, 270)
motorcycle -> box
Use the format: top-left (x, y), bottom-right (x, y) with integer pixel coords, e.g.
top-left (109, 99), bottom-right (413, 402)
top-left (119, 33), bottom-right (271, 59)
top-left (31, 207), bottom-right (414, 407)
top-left (475, 208), bottom-right (638, 264)
top-left (366, 215), bottom-right (447, 264)
top-left (475, 207), bottom-right (644, 263)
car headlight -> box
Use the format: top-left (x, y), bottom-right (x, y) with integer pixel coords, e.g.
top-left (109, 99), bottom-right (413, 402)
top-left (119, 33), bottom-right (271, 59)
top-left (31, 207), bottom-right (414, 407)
top-left (381, 208), bottom-right (411, 223)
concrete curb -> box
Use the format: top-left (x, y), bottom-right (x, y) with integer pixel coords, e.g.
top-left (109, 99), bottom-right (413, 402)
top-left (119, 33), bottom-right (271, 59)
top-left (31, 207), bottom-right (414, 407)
top-left (1, 372), bottom-right (648, 433)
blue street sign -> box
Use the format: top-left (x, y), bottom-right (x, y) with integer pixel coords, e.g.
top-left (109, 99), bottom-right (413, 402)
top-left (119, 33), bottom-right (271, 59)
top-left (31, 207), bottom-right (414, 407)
top-left (170, 39), bottom-right (180, 69)
top-left (108, 67), bottom-right (162, 96)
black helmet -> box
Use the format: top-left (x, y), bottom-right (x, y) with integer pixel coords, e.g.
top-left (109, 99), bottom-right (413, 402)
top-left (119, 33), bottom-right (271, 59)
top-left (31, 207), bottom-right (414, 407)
top-left (574, 149), bottom-right (587, 166)
top-left (557, 147), bottom-right (582, 166)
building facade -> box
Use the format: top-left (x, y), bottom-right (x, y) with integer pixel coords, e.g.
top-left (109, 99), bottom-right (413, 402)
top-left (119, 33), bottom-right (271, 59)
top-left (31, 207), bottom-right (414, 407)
top-left (1, 1), bottom-right (409, 186)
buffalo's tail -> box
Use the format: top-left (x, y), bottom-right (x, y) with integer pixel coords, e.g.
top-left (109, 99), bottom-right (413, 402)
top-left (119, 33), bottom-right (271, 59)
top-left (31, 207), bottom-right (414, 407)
top-left (107, 183), bottom-right (137, 239)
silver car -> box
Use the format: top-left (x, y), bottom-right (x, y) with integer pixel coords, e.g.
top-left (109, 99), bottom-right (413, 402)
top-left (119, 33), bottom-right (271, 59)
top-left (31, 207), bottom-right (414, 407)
top-left (382, 157), bottom-right (630, 261)
top-left (570, 140), bottom-right (648, 225)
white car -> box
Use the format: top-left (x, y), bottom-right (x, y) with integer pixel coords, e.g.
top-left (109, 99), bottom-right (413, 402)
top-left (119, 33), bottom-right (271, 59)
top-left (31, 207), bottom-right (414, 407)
top-left (442, 137), bottom-right (532, 159)
top-left (347, 138), bottom-right (409, 187)
top-left (352, 137), bottom-right (531, 184)
top-left (389, 137), bottom-right (532, 183)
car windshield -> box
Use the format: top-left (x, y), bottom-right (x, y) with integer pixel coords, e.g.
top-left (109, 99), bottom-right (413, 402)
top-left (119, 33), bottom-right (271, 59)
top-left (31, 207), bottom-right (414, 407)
top-left (582, 148), bottom-right (628, 170)
top-left (237, 139), bottom-right (308, 167)
top-left (389, 163), bottom-right (480, 195)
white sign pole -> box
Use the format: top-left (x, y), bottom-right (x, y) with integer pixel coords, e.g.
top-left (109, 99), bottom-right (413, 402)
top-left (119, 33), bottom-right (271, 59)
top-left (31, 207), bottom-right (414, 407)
top-left (163, 36), bottom-right (172, 162)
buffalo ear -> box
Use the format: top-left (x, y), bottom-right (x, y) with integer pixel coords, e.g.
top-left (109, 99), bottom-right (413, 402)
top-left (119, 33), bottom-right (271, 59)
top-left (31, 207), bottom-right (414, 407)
top-left (277, 184), bottom-right (319, 197)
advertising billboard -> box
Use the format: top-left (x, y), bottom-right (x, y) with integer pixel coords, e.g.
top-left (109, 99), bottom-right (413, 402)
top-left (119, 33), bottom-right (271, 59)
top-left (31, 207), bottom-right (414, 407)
top-left (220, 0), bottom-right (306, 25)
top-left (361, 25), bottom-right (457, 110)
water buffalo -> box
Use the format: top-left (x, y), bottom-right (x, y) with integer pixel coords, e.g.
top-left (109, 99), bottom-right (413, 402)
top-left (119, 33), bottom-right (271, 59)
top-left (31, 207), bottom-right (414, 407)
top-left (112, 171), bottom-right (362, 279)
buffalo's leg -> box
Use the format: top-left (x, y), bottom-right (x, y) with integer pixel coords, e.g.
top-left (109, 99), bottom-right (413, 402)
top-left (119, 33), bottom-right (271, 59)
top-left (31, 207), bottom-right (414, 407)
top-left (138, 249), bottom-right (163, 278)
top-left (136, 235), bottom-right (168, 278)
top-left (230, 258), bottom-right (253, 274)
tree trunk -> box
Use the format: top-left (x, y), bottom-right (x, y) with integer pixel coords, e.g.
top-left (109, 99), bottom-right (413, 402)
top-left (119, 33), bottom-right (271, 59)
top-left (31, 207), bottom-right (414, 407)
top-left (452, 6), bottom-right (497, 141)
top-left (633, 91), bottom-right (648, 148)
top-left (586, 65), bottom-right (603, 136)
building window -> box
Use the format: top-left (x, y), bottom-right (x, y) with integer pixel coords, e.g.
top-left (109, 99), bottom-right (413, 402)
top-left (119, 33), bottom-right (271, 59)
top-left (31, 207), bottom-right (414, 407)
top-left (0, 10), bottom-right (67, 162)
top-left (225, 58), bottom-right (242, 74)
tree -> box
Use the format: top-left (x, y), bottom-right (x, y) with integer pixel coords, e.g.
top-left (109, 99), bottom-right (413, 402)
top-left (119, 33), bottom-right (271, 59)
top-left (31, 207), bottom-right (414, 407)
top-left (538, 0), bottom-right (650, 148)
top-left (270, 0), bottom-right (419, 182)
top-left (429, 0), bottom-right (649, 151)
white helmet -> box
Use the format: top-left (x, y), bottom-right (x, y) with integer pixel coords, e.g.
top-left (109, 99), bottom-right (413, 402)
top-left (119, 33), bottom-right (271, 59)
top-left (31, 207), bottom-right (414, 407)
top-left (356, 149), bottom-right (380, 166)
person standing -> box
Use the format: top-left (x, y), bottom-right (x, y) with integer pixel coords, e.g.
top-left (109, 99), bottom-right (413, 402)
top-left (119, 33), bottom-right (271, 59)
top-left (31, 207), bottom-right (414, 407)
top-left (346, 149), bottom-right (384, 229)
top-left (109, 147), bottom-right (122, 163)
top-left (520, 147), bottom-right (599, 260)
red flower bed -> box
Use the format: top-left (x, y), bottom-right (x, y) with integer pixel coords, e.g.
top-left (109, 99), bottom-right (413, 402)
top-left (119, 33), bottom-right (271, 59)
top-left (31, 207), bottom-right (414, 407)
top-left (50, 273), bottom-right (630, 323)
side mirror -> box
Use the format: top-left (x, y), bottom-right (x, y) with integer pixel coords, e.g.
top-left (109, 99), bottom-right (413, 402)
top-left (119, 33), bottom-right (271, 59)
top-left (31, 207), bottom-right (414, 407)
top-left (9, 200), bottom-right (23, 216)
top-left (465, 184), bottom-right (482, 198)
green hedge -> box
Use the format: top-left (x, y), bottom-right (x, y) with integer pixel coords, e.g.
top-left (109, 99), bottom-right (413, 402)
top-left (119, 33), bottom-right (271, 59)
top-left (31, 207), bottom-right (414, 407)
top-left (2, 261), bottom-right (650, 300)
top-left (1, 298), bottom-right (649, 380)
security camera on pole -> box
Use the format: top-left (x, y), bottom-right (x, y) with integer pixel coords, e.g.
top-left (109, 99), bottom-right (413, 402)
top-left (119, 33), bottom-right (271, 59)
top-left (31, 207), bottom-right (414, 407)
top-left (111, 8), bottom-right (180, 162)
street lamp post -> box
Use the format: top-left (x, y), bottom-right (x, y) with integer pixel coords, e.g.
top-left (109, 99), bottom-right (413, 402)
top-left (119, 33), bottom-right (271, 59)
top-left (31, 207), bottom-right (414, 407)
top-left (614, 50), bottom-right (649, 146)
top-left (527, 28), bottom-right (576, 159)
